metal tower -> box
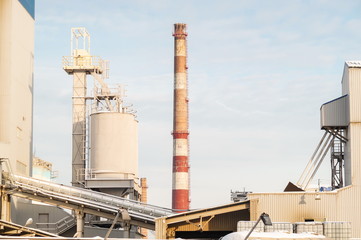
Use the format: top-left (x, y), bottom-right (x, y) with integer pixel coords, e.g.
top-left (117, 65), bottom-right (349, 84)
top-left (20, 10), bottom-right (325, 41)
top-left (62, 28), bottom-right (107, 187)
top-left (172, 23), bottom-right (190, 212)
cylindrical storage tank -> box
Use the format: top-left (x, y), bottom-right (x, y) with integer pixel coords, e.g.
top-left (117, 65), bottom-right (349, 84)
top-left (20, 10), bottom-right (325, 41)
top-left (90, 112), bottom-right (138, 180)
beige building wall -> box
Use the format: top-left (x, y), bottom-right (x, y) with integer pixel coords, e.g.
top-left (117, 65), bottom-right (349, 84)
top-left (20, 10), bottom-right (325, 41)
top-left (0, 0), bottom-right (34, 176)
top-left (249, 186), bottom-right (361, 237)
top-left (249, 192), bottom-right (338, 222)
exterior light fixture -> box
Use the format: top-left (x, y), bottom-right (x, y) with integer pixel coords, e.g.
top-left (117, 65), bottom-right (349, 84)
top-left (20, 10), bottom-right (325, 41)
top-left (19, 218), bottom-right (33, 234)
top-left (24, 218), bottom-right (33, 227)
top-left (244, 212), bottom-right (272, 240)
top-left (260, 213), bottom-right (272, 226)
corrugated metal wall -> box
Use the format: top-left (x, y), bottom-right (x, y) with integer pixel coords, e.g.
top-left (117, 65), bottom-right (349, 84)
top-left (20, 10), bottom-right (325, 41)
top-left (320, 95), bottom-right (348, 128)
top-left (348, 68), bottom-right (361, 122)
top-left (248, 187), bottom-right (361, 237)
top-left (248, 192), bottom-right (338, 223)
top-left (337, 186), bottom-right (361, 237)
top-left (349, 124), bottom-right (361, 186)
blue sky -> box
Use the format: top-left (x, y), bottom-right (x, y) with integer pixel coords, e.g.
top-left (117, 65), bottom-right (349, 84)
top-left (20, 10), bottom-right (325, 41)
top-left (33, 0), bottom-right (361, 209)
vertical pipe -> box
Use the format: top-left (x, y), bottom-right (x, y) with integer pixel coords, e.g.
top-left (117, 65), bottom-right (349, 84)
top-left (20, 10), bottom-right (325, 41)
top-left (172, 23), bottom-right (190, 212)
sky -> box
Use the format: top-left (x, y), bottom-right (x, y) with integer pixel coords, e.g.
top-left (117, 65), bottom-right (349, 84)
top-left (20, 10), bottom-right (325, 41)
top-left (33, 0), bottom-right (361, 210)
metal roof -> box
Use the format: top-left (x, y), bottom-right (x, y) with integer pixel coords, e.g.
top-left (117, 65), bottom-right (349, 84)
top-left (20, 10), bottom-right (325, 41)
top-left (165, 200), bottom-right (250, 220)
top-left (321, 94), bottom-right (348, 107)
top-left (155, 200), bottom-right (251, 239)
top-left (345, 61), bottom-right (361, 68)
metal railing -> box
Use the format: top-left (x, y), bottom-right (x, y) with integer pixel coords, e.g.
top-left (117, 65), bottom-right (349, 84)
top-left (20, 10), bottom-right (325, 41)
top-left (85, 169), bottom-right (137, 180)
top-left (36, 215), bottom-right (75, 235)
top-left (62, 56), bottom-right (104, 70)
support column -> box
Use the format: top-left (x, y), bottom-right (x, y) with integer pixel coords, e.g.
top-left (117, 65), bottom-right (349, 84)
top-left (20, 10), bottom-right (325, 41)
top-left (0, 191), bottom-right (11, 221)
top-left (75, 210), bottom-right (84, 238)
top-left (0, 160), bottom-right (10, 221)
top-left (72, 71), bottom-right (87, 187)
top-left (123, 222), bottom-right (130, 238)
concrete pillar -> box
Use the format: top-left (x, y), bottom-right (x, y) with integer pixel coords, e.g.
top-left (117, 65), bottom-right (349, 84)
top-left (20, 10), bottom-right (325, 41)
top-left (75, 210), bottom-right (84, 238)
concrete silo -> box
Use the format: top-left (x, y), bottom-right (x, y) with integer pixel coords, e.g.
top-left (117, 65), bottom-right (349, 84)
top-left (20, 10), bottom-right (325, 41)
top-left (89, 112), bottom-right (138, 183)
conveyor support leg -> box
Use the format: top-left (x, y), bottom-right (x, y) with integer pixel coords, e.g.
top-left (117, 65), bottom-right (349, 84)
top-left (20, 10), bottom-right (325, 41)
top-left (75, 210), bottom-right (84, 238)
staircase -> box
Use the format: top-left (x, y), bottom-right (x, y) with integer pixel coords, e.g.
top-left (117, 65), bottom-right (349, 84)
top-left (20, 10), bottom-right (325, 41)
top-left (36, 215), bottom-right (75, 235)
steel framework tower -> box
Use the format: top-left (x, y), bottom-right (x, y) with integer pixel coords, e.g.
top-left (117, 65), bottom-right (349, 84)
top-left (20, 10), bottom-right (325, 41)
top-left (172, 23), bottom-right (190, 212)
top-left (330, 130), bottom-right (345, 190)
top-left (63, 28), bottom-right (106, 187)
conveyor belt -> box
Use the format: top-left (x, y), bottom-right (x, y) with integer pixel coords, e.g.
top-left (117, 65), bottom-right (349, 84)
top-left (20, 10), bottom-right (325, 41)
top-left (3, 174), bottom-right (174, 230)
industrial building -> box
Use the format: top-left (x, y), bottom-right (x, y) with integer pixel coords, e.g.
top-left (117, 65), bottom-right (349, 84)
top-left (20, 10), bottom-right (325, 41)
top-left (0, 0), bottom-right (34, 181)
top-left (0, 0), bottom-right (36, 226)
top-left (156, 61), bottom-right (361, 239)
top-left (0, 1), bottom-right (171, 237)
top-left (246, 61), bottom-right (361, 238)
top-left (4, 0), bottom-right (361, 239)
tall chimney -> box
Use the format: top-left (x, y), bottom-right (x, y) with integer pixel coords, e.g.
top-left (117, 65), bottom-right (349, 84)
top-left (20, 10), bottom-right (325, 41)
top-left (172, 23), bottom-right (190, 212)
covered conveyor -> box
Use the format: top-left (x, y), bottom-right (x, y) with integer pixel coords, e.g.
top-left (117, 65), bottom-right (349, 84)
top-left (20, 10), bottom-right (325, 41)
top-left (1, 173), bottom-right (174, 230)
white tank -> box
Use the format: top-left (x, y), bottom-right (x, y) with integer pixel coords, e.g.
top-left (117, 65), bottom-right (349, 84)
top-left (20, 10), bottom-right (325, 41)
top-left (90, 112), bottom-right (138, 180)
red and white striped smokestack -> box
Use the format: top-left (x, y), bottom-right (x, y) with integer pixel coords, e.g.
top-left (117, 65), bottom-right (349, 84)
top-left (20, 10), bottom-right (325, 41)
top-left (172, 23), bottom-right (190, 212)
